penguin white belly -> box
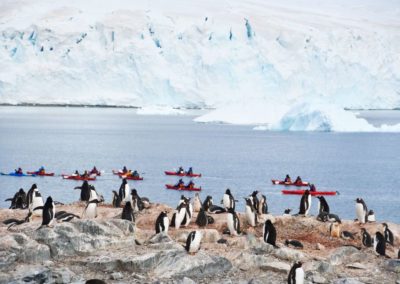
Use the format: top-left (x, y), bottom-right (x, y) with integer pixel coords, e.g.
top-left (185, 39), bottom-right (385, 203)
top-left (305, 195), bottom-right (312, 215)
top-left (123, 185), bottom-right (130, 202)
top-left (85, 203), bottom-right (97, 219)
top-left (175, 208), bottom-right (186, 229)
top-left (245, 206), bottom-right (256, 227)
top-left (32, 196), bottom-right (44, 216)
top-left (355, 204), bottom-right (365, 223)
top-left (49, 206), bottom-right (56, 226)
top-left (227, 214), bottom-right (238, 236)
top-left (189, 231), bottom-right (202, 253)
top-left (295, 268), bottom-right (304, 284)
top-left (223, 195), bottom-right (230, 209)
top-left (163, 216), bottom-right (169, 233)
top-left (89, 189), bottom-right (98, 201)
top-left (193, 198), bottom-right (201, 212)
top-left (367, 214), bottom-right (375, 222)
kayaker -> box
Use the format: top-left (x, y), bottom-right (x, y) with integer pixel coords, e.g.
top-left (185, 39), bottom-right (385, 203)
top-left (177, 166), bottom-right (184, 174)
top-left (294, 176), bottom-right (302, 184)
top-left (38, 166), bottom-right (45, 174)
top-left (81, 170), bottom-right (89, 178)
top-left (187, 167), bottom-right (193, 175)
top-left (309, 184), bottom-right (316, 192)
top-left (15, 168), bottom-right (23, 174)
top-left (90, 166), bottom-right (98, 175)
top-left (175, 179), bottom-right (184, 187)
top-left (284, 174), bottom-right (291, 183)
top-left (186, 180), bottom-right (194, 189)
top-left (132, 170), bottom-right (139, 178)
top-left (73, 170), bottom-right (79, 176)
top-left (122, 166), bottom-right (128, 173)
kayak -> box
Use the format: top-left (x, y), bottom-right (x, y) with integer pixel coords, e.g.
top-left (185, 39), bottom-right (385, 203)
top-left (271, 179), bottom-right (309, 187)
top-left (282, 190), bottom-right (337, 196)
top-left (120, 175), bottom-right (143, 180)
top-left (164, 171), bottom-right (202, 177)
top-left (165, 184), bottom-right (202, 191)
top-left (27, 171), bottom-right (55, 176)
top-left (1, 172), bottom-right (35, 177)
top-left (89, 171), bottom-right (101, 176)
top-left (113, 170), bottom-right (129, 176)
top-left (62, 175), bottom-right (96, 181)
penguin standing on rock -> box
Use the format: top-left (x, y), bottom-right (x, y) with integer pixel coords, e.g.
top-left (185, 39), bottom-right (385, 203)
top-left (288, 261), bottom-right (304, 284)
top-left (5, 188), bottom-right (27, 209)
top-left (74, 181), bottom-right (91, 202)
top-left (118, 179), bottom-right (130, 203)
top-left (361, 228), bottom-right (373, 247)
top-left (222, 189), bottom-right (235, 210)
top-left (375, 232), bottom-right (386, 256)
top-left (263, 219), bottom-right (277, 247)
top-left (174, 202), bottom-right (187, 229)
top-left (112, 190), bottom-right (121, 208)
top-left (196, 207), bottom-right (208, 227)
top-left (316, 196), bottom-right (329, 214)
top-left (298, 190), bottom-right (311, 216)
top-left (244, 197), bottom-right (257, 227)
top-left (155, 211), bottom-right (169, 234)
top-left (83, 199), bottom-right (101, 219)
top-left (249, 191), bottom-right (259, 213)
top-left (185, 231), bottom-right (202, 255)
top-left (121, 201), bottom-right (135, 222)
top-left (202, 196), bottom-right (225, 214)
top-left (383, 223), bottom-right (394, 246)
top-left (35, 196), bottom-right (55, 228)
top-left (226, 208), bottom-right (241, 236)
top-left (355, 198), bottom-right (368, 224)
top-left (257, 194), bottom-right (268, 215)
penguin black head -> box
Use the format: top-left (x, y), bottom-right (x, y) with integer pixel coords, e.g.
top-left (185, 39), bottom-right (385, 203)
top-left (368, 210), bottom-right (374, 215)
top-left (122, 178), bottom-right (127, 184)
top-left (252, 190), bottom-right (259, 196)
top-left (244, 197), bottom-right (252, 206)
top-left (225, 189), bottom-right (231, 195)
top-left (18, 188), bottom-right (25, 194)
top-left (382, 223), bottom-right (388, 229)
top-left (125, 201), bottom-right (133, 209)
top-left (265, 219), bottom-right (273, 226)
top-left (31, 184), bottom-right (37, 190)
top-left (131, 189), bottom-right (138, 196)
top-left (45, 196), bottom-right (53, 205)
top-left (284, 208), bottom-right (292, 214)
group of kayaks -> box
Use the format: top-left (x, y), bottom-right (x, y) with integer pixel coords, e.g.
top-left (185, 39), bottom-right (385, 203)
top-left (165, 167), bottom-right (202, 191)
top-left (272, 175), bottom-right (337, 196)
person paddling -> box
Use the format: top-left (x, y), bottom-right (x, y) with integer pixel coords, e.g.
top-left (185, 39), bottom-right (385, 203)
top-left (175, 179), bottom-right (184, 188)
top-left (122, 166), bottom-right (128, 174)
top-left (131, 170), bottom-right (139, 178)
top-left (177, 166), bottom-right (184, 174)
top-left (187, 167), bottom-right (193, 175)
top-left (284, 174), bottom-right (291, 183)
top-left (15, 168), bottom-right (23, 174)
top-left (309, 184), bottom-right (316, 192)
top-left (186, 180), bottom-right (195, 189)
top-left (294, 176), bottom-right (302, 184)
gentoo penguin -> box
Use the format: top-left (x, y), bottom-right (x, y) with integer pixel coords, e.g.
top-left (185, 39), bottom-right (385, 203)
top-left (35, 196), bottom-right (55, 228)
top-left (298, 190), bottom-right (311, 216)
top-left (367, 210), bottom-right (376, 222)
top-left (118, 179), bottom-right (130, 203)
top-left (193, 193), bottom-right (202, 212)
top-left (330, 223), bottom-right (341, 238)
top-left (196, 207), bottom-right (208, 227)
top-left (375, 232), bottom-right (386, 256)
top-left (183, 197), bottom-right (193, 227)
top-left (226, 208), bottom-right (241, 236)
top-left (288, 261), bottom-right (304, 284)
top-left (121, 201), bottom-right (135, 222)
top-left (222, 189), bottom-right (235, 210)
top-left (74, 181), bottom-right (91, 202)
top-left (317, 212), bottom-right (342, 223)
top-left (316, 196), bottom-right (329, 214)
top-left (285, 240), bottom-right (304, 249)
top-left (249, 190), bottom-right (259, 212)
top-left (283, 209), bottom-right (292, 216)
top-left (263, 219), bottom-right (277, 247)
top-left (244, 197), bottom-right (257, 227)
top-left (257, 194), bottom-right (268, 215)
top-left (341, 231), bottom-right (355, 240)
top-left (355, 198), bottom-right (368, 224)
top-left (83, 199), bottom-right (101, 219)
top-left (88, 185), bottom-right (99, 202)
top-left (174, 202), bottom-right (187, 229)
top-left (185, 231), bottom-right (202, 255)
top-left (55, 211), bottom-right (80, 222)
top-left (131, 189), bottom-right (144, 212)
top-left (361, 228), bottom-right (373, 247)
top-left (202, 196), bottom-right (225, 214)
top-left (26, 184), bottom-right (37, 208)
top-left (112, 190), bottom-right (121, 208)
top-left (31, 187), bottom-right (44, 217)
top-left (3, 212), bottom-right (32, 230)
top-left (383, 223), bottom-right (394, 246)
top-left (5, 188), bottom-right (27, 209)
top-left (155, 211), bottom-right (169, 234)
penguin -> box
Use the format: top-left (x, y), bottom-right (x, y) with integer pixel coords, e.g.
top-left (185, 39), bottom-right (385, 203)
top-left (298, 190), bottom-right (311, 216)
top-left (3, 212), bottom-right (32, 230)
top-left (31, 187), bottom-right (44, 216)
top-left (88, 185), bottom-right (99, 202)
top-left (131, 189), bottom-right (144, 212)
top-left (383, 223), bottom-right (394, 246)
top-left (35, 196), bottom-right (55, 228)
top-left (121, 201), bottom-right (135, 222)
top-left (361, 228), bottom-right (373, 247)
top-left (317, 212), bottom-right (341, 223)
top-left (112, 190), bottom-right (121, 208)
top-left (249, 190), bottom-right (259, 212)
top-left (174, 202), bottom-right (187, 229)
top-left (263, 219), bottom-right (277, 247)
top-left (257, 194), bottom-right (268, 215)
top-left (196, 207), bottom-right (208, 227)
top-left (74, 181), bottom-right (91, 202)
top-left (285, 239), bottom-right (304, 249)
top-left (222, 189), bottom-right (235, 210)
top-left (193, 193), bottom-right (202, 212)
top-left (244, 197), bottom-right (257, 227)
top-left (288, 261), bottom-right (304, 284)
top-left (183, 197), bottom-right (193, 227)
top-left (185, 231), bottom-right (202, 255)
top-left (118, 179), bottom-right (130, 203)
top-left (316, 196), bottom-right (330, 214)
top-left (330, 223), bottom-right (341, 238)
top-left (283, 209), bottom-right (292, 216)
top-left (226, 208), bottom-right (241, 236)
top-left (355, 198), bottom-right (368, 224)
top-left (375, 232), bottom-right (386, 256)
top-left (83, 199), bottom-right (101, 219)
top-left (55, 211), bottom-right (80, 222)
top-left (341, 231), bottom-right (355, 240)
top-left (5, 188), bottom-right (27, 209)
top-left (155, 211), bottom-right (169, 234)
top-left (26, 184), bottom-right (37, 208)
top-left (202, 196), bottom-right (225, 214)
top-left (367, 210), bottom-right (376, 222)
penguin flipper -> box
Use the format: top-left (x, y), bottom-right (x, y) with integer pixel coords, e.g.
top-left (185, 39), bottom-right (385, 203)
top-left (33, 206), bottom-right (44, 211)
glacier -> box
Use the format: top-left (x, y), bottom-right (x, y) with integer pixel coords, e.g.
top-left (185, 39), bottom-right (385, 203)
top-left (0, 0), bottom-right (400, 131)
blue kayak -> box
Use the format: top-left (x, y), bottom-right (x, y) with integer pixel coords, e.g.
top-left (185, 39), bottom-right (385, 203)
top-left (0, 172), bottom-right (36, 177)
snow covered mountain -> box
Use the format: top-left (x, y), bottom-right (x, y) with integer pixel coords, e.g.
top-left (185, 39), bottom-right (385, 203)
top-left (0, 0), bottom-right (399, 131)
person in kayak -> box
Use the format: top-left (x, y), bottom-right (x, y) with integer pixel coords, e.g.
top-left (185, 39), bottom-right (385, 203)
top-left (37, 166), bottom-right (45, 174)
top-left (187, 167), bottom-right (193, 175)
top-left (131, 170), bottom-right (139, 178)
top-left (284, 174), bottom-right (291, 183)
top-left (81, 170), bottom-right (89, 178)
top-left (15, 168), bottom-right (23, 174)
top-left (122, 166), bottom-right (128, 174)
top-left (186, 180), bottom-right (195, 189)
top-left (177, 166), bottom-right (184, 174)
top-left (294, 176), bottom-right (302, 184)
top-left (309, 184), bottom-right (316, 192)
top-left (175, 179), bottom-right (184, 188)
top-left (90, 166), bottom-right (98, 175)
top-left (73, 170), bottom-right (80, 176)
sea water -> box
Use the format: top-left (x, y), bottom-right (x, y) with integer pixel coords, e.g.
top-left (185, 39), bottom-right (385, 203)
top-left (0, 107), bottom-right (399, 223)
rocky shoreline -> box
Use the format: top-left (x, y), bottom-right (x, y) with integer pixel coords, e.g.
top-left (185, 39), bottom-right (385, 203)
top-left (1, 202), bottom-right (399, 283)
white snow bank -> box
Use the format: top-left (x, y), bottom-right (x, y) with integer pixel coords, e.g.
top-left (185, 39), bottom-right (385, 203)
top-left (136, 106), bottom-right (185, 115)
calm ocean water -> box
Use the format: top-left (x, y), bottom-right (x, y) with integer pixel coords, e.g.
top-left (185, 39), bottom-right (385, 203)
top-left (0, 107), bottom-right (399, 223)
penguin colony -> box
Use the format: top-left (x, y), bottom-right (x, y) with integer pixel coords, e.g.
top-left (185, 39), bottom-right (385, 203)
top-left (3, 179), bottom-right (400, 283)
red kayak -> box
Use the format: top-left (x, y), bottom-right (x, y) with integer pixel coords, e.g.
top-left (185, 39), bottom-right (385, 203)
top-left (27, 171), bottom-right (55, 176)
top-left (272, 179), bottom-right (309, 187)
top-left (62, 175), bottom-right (96, 181)
top-left (164, 171), bottom-right (202, 177)
top-left (113, 170), bottom-right (129, 176)
top-left (165, 184), bottom-right (201, 191)
top-left (120, 175), bottom-right (143, 180)
top-left (282, 190), bottom-right (337, 196)
top-left (89, 170), bottom-right (101, 176)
